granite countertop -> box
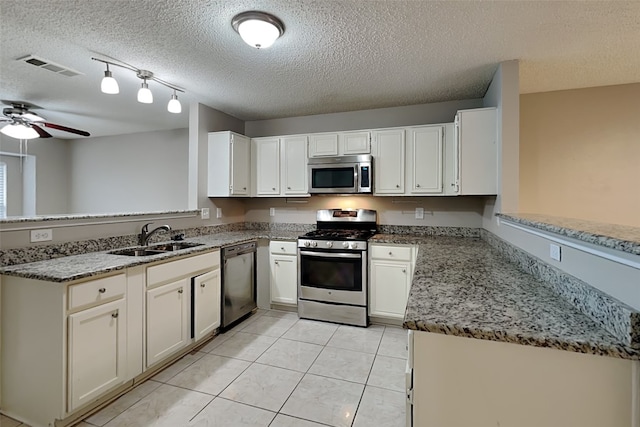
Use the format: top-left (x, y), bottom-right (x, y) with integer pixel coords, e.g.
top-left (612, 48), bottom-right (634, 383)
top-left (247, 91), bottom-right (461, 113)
top-left (0, 230), bottom-right (302, 283)
top-left (371, 234), bottom-right (639, 360)
top-left (498, 213), bottom-right (640, 256)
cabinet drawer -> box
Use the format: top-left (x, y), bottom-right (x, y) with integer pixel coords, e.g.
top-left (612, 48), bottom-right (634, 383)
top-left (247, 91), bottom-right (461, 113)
top-left (68, 274), bottom-right (126, 311)
top-left (269, 241), bottom-right (297, 255)
top-left (147, 251), bottom-right (220, 288)
top-left (371, 245), bottom-right (412, 261)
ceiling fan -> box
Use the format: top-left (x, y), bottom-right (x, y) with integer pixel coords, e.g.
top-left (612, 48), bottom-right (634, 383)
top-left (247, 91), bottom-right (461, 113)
top-left (0, 101), bottom-right (90, 139)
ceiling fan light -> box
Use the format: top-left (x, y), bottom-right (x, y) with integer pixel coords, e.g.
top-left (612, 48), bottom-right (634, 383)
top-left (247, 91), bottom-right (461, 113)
top-left (137, 81), bottom-right (153, 104)
top-left (1, 123), bottom-right (40, 139)
top-left (233, 11), bottom-right (284, 49)
top-left (167, 93), bottom-right (182, 113)
top-left (101, 70), bottom-right (120, 94)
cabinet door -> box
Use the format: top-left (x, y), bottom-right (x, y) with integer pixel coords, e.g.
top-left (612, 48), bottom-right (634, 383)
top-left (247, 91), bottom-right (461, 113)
top-left (255, 137), bottom-right (280, 196)
top-left (230, 133), bottom-right (250, 196)
top-left (407, 126), bottom-right (443, 194)
top-left (194, 269), bottom-right (221, 342)
top-left (146, 278), bottom-right (189, 367)
top-left (341, 131), bottom-right (370, 154)
top-left (456, 108), bottom-right (498, 195)
top-left (309, 133), bottom-right (339, 157)
top-left (68, 299), bottom-right (126, 412)
top-left (373, 128), bottom-right (405, 194)
top-left (270, 254), bottom-right (298, 305)
top-left (282, 135), bottom-right (309, 195)
top-left (369, 260), bottom-right (411, 319)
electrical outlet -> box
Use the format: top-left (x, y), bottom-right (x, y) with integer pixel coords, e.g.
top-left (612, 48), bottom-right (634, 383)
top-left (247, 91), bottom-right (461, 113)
top-left (30, 229), bottom-right (52, 242)
top-left (270, 208), bottom-right (276, 217)
top-left (415, 207), bottom-right (424, 220)
top-left (550, 244), bottom-right (561, 262)
top-left (216, 208), bottom-right (222, 219)
top-left (201, 208), bottom-right (210, 219)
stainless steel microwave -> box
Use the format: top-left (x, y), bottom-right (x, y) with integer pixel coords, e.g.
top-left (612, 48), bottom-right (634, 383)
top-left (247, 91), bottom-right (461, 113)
top-left (308, 155), bottom-right (373, 194)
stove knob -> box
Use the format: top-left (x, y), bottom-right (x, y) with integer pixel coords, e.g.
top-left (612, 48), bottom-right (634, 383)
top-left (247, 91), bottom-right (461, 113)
top-left (349, 242), bottom-right (358, 249)
top-left (311, 241), bottom-right (318, 248)
top-left (304, 241), bottom-right (311, 247)
top-left (326, 241), bottom-right (333, 248)
top-left (342, 242), bottom-right (349, 248)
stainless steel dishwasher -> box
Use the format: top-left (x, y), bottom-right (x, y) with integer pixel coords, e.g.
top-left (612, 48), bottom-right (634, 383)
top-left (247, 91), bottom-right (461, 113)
top-left (221, 241), bottom-right (257, 329)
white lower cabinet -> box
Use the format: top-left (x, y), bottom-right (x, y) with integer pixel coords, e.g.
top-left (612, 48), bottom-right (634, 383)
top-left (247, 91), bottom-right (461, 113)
top-left (68, 299), bottom-right (126, 412)
top-left (146, 278), bottom-right (190, 367)
top-left (269, 241), bottom-right (298, 305)
top-left (369, 244), bottom-right (416, 319)
top-left (193, 269), bottom-right (221, 341)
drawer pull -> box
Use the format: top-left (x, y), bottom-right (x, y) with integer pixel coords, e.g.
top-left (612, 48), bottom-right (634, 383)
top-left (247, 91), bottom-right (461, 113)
top-left (200, 283), bottom-right (206, 288)
top-left (416, 184), bottom-right (421, 188)
top-left (396, 184), bottom-right (400, 188)
top-left (111, 312), bottom-right (119, 318)
top-left (281, 247), bottom-right (285, 251)
top-left (389, 252), bottom-right (393, 256)
top-left (272, 187), bottom-right (276, 191)
top-left (178, 289), bottom-right (184, 294)
top-left (275, 261), bottom-right (279, 265)
top-left (98, 288), bottom-right (106, 294)
top-left (402, 269), bottom-right (406, 273)
top-left (287, 186), bottom-right (291, 190)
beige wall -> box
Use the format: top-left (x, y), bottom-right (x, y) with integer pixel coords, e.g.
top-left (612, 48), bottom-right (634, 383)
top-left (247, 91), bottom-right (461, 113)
top-left (519, 83), bottom-right (640, 227)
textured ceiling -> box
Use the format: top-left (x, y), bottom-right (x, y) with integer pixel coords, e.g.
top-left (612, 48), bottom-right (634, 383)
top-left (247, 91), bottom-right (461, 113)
top-left (1, 0), bottom-right (639, 138)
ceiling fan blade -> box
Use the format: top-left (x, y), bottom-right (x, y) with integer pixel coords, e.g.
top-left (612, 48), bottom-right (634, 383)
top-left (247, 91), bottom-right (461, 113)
top-left (43, 122), bottom-right (90, 137)
top-left (31, 124), bottom-right (53, 138)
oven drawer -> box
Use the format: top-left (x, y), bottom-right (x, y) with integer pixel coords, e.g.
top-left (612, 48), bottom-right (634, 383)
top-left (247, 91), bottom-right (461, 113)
top-left (269, 241), bottom-right (297, 255)
top-left (371, 244), bottom-right (412, 261)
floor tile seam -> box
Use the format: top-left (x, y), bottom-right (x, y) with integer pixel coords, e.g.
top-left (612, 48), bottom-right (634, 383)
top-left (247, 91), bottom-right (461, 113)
top-left (159, 381), bottom-right (219, 397)
top-left (189, 353), bottom-right (256, 399)
top-left (87, 378), bottom-right (163, 425)
top-left (374, 352), bottom-right (408, 361)
top-left (153, 352), bottom-right (208, 383)
top-left (302, 371), bottom-right (370, 387)
top-left (267, 413), bottom-right (335, 427)
top-left (364, 383), bottom-right (406, 395)
top-left (324, 342), bottom-right (378, 354)
top-left (187, 395), bottom-right (217, 423)
top-left (362, 352), bottom-right (382, 392)
top-left (191, 396), bottom-right (279, 423)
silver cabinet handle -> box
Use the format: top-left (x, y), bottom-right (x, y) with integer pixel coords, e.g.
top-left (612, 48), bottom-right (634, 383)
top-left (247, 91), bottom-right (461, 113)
top-left (275, 261), bottom-right (279, 265)
top-left (243, 187), bottom-right (247, 190)
top-left (112, 312), bottom-right (119, 318)
top-left (98, 288), bottom-right (106, 293)
top-left (200, 283), bottom-right (206, 288)
top-left (389, 251), bottom-right (393, 256)
top-left (396, 184), bottom-right (400, 188)
top-left (178, 289), bottom-right (183, 294)
top-left (272, 187), bottom-right (276, 191)
top-left (287, 186), bottom-right (291, 189)
top-left (416, 184), bottom-right (421, 188)
top-left (402, 269), bottom-right (406, 273)
top-left (281, 247), bottom-right (285, 251)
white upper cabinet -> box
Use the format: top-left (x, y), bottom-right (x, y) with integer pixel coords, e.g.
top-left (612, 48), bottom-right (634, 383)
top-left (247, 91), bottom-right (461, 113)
top-left (406, 125), bottom-right (444, 194)
top-left (372, 128), bottom-right (405, 195)
top-left (208, 131), bottom-right (251, 197)
top-left (454, 107), bottom-right (498, 195)
top-left (253, 135), bottom-right (309, 197)
top-left (442, 123), bottom-right (458, 196)
top-left (309, 131), bottom-right (370, 157)
top-left (340, 131), bottom-right (371, 155)
top-left (254, 137), bottom-right (281, 196)
top-left (282, 135), bottom-right (308, 195)
top-left (309, 133), bottom-right (339, 157)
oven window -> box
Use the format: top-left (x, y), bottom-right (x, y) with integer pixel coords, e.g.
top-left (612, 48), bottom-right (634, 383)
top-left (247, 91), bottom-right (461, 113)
top-left (311, 167), bottom-right (355, 189)
top-left (300, 253), bottom-right (362, 292)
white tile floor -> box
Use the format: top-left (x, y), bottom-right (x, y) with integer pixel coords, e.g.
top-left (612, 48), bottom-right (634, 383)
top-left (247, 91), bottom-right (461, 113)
top-left (2, 310), bottom-right (407, 427)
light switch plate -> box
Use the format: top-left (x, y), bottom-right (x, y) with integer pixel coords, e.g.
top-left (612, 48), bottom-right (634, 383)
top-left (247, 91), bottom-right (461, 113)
top-left (270, 208), bottom-right (276, 217)
top-left (216, 208), bottom-right (222, 219)
top-left (415, 207), bottom-right (424, 220)
top-left (201, 208), bottom-right (210, 219)
top-left (30, 229), bottom-right (52, 242)
top-left (550, 244), bottom-right (561, 261)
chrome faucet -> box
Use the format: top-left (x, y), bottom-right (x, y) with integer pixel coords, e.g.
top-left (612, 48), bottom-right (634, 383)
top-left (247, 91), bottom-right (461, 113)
top-left (139, 222), bottom-right (171, 246)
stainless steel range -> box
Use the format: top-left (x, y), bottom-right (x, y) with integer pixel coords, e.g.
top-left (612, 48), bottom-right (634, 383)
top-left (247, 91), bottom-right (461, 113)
top-left (297, 208), bottom-right (377, 327)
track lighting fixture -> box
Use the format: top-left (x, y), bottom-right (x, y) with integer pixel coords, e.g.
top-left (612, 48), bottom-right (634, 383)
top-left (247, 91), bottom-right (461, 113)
top-left (232, 11), bottom-right (285, 49)
top-left (167, 90), bottom-right (182, 113)
top-left (91, 57), bottom-right (183, 114)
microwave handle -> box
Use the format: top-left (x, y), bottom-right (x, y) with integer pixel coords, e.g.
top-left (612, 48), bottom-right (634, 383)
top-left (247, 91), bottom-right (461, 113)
top-left (354, 166), bottom-right (359, 191)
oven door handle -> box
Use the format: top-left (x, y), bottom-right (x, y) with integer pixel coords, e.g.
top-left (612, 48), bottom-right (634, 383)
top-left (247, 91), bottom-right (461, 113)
top-left (299, 250), bottom-right (362, 259)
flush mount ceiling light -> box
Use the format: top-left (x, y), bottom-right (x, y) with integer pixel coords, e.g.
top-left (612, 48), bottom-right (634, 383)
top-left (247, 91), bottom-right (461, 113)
top-left (232, 11), bottom-right (285, 49)
top-left (91, 57), bottom-right (184, 113)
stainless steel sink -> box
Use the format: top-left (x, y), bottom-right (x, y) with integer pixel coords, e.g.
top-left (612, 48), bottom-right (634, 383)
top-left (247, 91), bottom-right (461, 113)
top-left (108, 242), bottom-right (204, 257)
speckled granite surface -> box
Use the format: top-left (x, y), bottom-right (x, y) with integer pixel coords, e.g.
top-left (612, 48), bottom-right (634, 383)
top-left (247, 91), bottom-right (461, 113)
top-left (378, 225), bottom-right (479, 238)
top-left (498, 213), bottom-right (640, 256)
top-left (0, 210), bottom-right (200, 224)
top-left (0, 230), bottom-right (304, 282)
top-left (482, 229), bottom-right (640, 349)
top-left (371, 234), bottom-right (639, 360)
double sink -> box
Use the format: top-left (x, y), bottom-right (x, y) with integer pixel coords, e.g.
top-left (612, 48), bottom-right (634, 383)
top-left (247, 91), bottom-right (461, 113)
top-left (109, 241), bottom-right (204, 257)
